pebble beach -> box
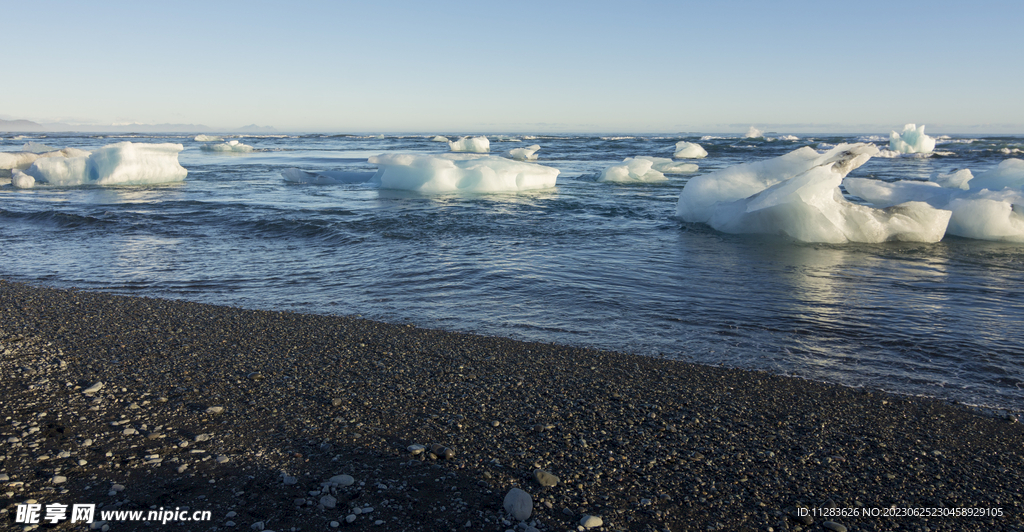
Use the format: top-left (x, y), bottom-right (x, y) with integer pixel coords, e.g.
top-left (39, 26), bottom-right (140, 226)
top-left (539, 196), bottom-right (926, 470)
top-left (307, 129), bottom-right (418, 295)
top-left (0, 279), bottom-right (1021, 532)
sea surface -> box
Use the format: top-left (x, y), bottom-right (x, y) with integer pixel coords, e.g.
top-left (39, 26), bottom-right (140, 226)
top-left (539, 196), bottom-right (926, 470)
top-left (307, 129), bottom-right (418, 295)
top-left (2, 132), bottom-right (1022, 412)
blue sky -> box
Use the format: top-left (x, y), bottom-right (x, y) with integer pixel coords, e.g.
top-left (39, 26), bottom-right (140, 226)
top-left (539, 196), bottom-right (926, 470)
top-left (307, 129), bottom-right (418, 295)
top-left (3, 0), bottom-right (1022, 133)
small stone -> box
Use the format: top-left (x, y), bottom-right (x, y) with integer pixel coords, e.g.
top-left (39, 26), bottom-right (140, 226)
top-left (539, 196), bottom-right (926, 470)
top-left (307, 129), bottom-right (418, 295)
top-left (331, 398), bottom-right (343, 407)
top-left (822, 522), bottom-right (847, 532)
top-left (52, 475), bottom-right (67, 484)
top-left (111, 484), bottom-right (125, 492)
top-left (503, 488), bottom-right (532, 521)
top-left (78, 459), bottom-right (88, 466)
top-left (82, 438), bottom-right (93, 447)
top-left (83, 382), bottom-right (104, 394)
top-left (374, 520), bottom-right (383, 526)
top-left (0, 474), bottom-right (9, 481)
top-left (177, 464), bottom-right (188, 474)
top-left (58, 451), bottom-right (72, 459)
top-left (330, 522), bottom-right (339, 528)
top-left (533, 469), bottom-right (559, 487)
top-left (122, 428), bottom-right (137, 435)
top-left (226, 512), bottom-right (237, 518)
top-left (345, 514), bottom-right (357, 523)
top-left (216, 455), bottom-right (230, 464)
top-left (283, 475), bottom-right (298, 485)
top-left (407, 444), bottom-right (425, 455)
top-left (206, 406), bottom-right (225, 415)
top-left (195, 434), bottom-right (213, 442)
top-left (579, 515), bottom-right (603, 528)
top-left (491, 421), bottom-right (501, 427)
top-left (128, 402), bottom-right (140, 410)
top-left (225, 521), bottom-right (236, 527)
top-left (320, 495), bottom-right (337, 508)
top-left (251, 522), bottom-right (265, 531)
top-left (330, 474), bottom-right (354, 486)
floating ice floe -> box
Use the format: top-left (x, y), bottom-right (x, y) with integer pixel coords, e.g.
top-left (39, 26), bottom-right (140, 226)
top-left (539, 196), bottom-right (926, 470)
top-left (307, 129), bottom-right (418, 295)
top-left (675, 143), bottom-right (951, 243)
top-left (281, 168), bottom-right (375, 184)
top-left (12, 142), bottom-right (186, 187)
top-left (200, 140), bottom-right (254, 153)
top-left (598, 158), bottom-right (666, 183)
top-left (744, 126), bottom-right (763, 139)
top-left (844, 158), bottom-right (1024, 241)
top-left (431, 136), bottom-right (449, 142)
top-left (194, 134), bottom-right (223, 142)
top-left (22, 141), bottom-right (56, 153)
top-left (1, 148), bottom-right (92, 178)
top-left (598, 156), bottom-right (698, 183)
top-left (888, 124), bottom-right (936, 154)
top-left (367, 153), bottom-right (558, 193)
top-left (673, 141), bottom-right (708, 159)
top-left (507, 144), bottom-right (541, 161)
top-left (448, 136), bottom-right (490, 153)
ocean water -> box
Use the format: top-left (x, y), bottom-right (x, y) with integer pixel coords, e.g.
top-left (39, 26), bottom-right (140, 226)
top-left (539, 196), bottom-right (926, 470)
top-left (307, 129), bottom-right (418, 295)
top-left (2, 132), bottom-right (1022, 412)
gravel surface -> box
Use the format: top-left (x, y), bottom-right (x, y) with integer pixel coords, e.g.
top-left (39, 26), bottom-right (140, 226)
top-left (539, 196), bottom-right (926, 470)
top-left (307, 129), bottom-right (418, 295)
top-left (0, 280), bottom-right (1021, 532)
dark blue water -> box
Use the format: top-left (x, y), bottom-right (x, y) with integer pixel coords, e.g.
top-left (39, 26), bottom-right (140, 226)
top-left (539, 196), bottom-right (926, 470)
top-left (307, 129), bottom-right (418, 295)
top-left (2, 132), bottom-right (1022, 411)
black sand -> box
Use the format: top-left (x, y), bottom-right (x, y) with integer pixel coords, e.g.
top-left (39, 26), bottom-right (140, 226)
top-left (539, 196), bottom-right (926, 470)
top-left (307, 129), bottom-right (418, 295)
top-left (0, 280), bottom-right (1021, 531)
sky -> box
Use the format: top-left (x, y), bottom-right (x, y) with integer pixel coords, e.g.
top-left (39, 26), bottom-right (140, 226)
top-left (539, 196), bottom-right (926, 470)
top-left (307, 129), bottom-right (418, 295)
top-left (3, 0), bottom-right (1023, 133)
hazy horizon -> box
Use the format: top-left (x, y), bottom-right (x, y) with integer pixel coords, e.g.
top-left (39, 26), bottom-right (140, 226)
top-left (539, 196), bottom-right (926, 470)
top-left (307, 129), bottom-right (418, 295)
top-left (5, 1), bottom-right (1023, 134)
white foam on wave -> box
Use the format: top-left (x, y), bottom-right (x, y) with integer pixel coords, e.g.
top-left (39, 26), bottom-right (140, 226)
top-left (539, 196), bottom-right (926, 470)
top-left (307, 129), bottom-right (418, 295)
top-left (673, 141), bottom-right (707, 159)
top-left (675, 143), bottom-right (951, 243)
top-left (889, 124), bottom-right (936, 154)
top-left (431, 135), bottom-right (449, 142)
top-left (367, 153), bottom-right (557, 193)
top-left (448, 136), bottom-right (490, 153)
top-left (15, 142), bottom-right (186, 187)
top-left (506, 144), bottom-right (540, 161)
top-left (744, 126), bottom-right (763, 139)
top-left (200, 140), bottom-right (254, 153)
top-left (843, 158), bottom-right (1024, 241)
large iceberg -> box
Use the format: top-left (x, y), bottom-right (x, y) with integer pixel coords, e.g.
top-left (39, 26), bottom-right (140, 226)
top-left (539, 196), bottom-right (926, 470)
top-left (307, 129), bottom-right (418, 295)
top-left (282, 168), bottom-right (375, 184)
top-left (448, 136), bottom-right (490, 153)
top-left (15, 142), bottom-right (187, 187)
top-left (889, 124), bottom-right (936, 154)
top-left (673, 141), bottom-right (707, 159)
top-left (367, 153), bottom-right (557, 193)
top-left (675, 143), bottom-right (951, 243)
top-left (844, 158), bottom-right (1024, 241)
top-left (507, 144), bottom-right (540, 161)
top-left (200, 140), bottom-right (254, 153)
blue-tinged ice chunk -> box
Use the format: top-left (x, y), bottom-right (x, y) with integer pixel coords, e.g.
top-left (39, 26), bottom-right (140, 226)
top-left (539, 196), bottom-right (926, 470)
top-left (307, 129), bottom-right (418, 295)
top-left (367, 153), bottom-right (557, 193)
top-left (507, 145), bottom-right (540, 161)
top-left (675, 143), bottom-right (951, 243)
top-left (889, 124), bottom-right (936, 154)
top-left (967, 158), bottom-right (1024, 192)
top-left (448, 136), bottom-right (490, 153)
top-left (673, 141), bottom-right (707, 159)
top-left (23, 142), bottom-right (186, 186)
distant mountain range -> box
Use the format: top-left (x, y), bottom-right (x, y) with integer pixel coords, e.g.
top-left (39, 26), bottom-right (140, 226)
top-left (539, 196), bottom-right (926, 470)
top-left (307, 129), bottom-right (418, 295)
top-left (0, 118), bottom-right (275, 133)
